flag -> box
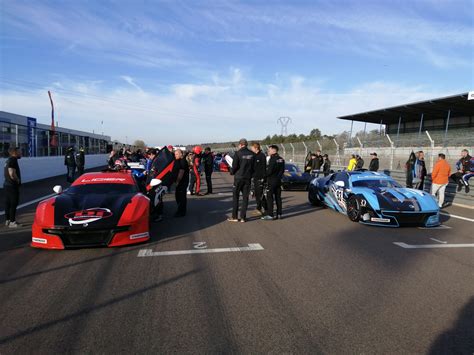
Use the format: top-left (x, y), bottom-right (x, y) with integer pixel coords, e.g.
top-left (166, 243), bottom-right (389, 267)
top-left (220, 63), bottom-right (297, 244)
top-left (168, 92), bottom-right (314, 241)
top-left (48, 91), bottom-right (58, 147)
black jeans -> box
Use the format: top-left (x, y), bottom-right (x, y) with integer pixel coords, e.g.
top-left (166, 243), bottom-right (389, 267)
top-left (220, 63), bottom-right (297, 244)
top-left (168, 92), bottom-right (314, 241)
top-left (253, 178), bottom-right (265, 211)
top-left (66, 166), bottom-right (76, 183)
top-left (4, 185), bottom-right (20, 222)
top-left (451, 172), bottom-right (469, 186)
top-left (175, 185), bottom-right (187, 216)
top-left (232, 178), bottom-right (251, 219)
top-left (266, 183), bottom-right (282, 217)
top-left (77, 165), bottom-right (85, 176)
top-left (205, 169), bottom-right (213, 193)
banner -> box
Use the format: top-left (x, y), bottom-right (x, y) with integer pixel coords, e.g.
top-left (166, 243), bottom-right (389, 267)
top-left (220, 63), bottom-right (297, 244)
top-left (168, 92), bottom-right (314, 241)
top-left (27, 117), bottom-right (37, 157)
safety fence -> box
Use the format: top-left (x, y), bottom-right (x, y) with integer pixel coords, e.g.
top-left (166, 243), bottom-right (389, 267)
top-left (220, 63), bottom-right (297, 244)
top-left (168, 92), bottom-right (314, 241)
top-left (207, 130), bottom-right (473, 173)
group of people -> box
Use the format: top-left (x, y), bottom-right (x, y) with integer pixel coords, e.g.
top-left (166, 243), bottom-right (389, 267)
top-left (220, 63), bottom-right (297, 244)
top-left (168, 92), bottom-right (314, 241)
top-left (64, 146), bottom-right (85, 183)
top-left (304, 150), bottom-right (331, 176)
top-left (346, 153), bottom-right (380, 172)
top-left (228, 139), bottom-right (285, 222)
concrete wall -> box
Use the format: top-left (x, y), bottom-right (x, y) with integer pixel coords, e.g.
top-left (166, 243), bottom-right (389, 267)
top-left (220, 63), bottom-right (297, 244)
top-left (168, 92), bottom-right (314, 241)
top-left (0, 154), bottom-right (108, 186)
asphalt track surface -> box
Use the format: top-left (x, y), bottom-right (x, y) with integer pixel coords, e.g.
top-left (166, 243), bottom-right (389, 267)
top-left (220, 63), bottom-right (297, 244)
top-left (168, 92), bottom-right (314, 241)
top-left (1, 172), bottom-right (473, 354)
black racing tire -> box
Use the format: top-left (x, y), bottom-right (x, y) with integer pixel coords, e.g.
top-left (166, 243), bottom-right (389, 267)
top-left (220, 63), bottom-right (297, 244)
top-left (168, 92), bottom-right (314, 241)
top-left (347, 195), bottom-right (362, 222)
top-left (308, 191), bottom-right (322, 206)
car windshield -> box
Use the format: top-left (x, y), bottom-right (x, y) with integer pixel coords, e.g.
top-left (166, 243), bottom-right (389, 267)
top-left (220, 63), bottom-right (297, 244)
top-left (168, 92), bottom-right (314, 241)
top-left (352, 179), bottom-right (401, 188)
top-left (67, 183), bottom-right (138, 194)
top-left (285, 164), bottom-right (301, 173)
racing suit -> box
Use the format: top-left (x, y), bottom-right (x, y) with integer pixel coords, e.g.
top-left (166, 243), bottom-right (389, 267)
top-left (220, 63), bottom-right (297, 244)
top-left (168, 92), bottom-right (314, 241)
top-left (189, 153), bottom-right (201, 195)
top-left (252, 151), bottom-right (267, 212)
top-left (265, 153), bottom-right (285, 218)
top-left (231, 147), bottom-right (255, 220)
top-left (64, 149), bottom-right (76, 183)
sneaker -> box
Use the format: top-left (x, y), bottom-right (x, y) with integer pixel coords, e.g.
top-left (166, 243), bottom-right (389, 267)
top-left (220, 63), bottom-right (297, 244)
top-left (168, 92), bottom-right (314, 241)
top-left (187, 191), bottom-right (192, 195)
top-left (8, 221), bottom-right (21, 228)
top-left (261, 215), bottom-right (274, 221)
top-left (254, 209), bottom-right (263, 216)
top-left (277, 214), bottom-right (283, 220)
top-left (456, 183), bottom-right (462, 192)
top-left (466, 185), bottom-right (470, 193)
top-left (5, 220), bottom-right (10, 227)
top-left (227, 218), bottom-right (239, 222)
top-left (240, 218), bottom-right (246, 223)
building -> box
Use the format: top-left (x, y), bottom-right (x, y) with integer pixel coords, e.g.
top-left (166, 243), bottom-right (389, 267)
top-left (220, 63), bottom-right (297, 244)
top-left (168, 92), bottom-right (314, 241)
top-left (338, 92), bottom-right (474, 146)
top-left (0, 111), bottom-right (111, 157)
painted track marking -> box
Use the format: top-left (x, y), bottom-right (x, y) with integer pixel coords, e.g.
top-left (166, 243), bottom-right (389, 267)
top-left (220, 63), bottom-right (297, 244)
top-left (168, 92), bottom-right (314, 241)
top-left (440, 212), bottom-right (474, 223)
top-left (394, 242), bottom-right (474, 249)
top-left (138, 243), bottom-right (264, 257)
top-left (430, 238), bottom-right (447, 244)
top-left (0, 193), bottom-right (56, 216)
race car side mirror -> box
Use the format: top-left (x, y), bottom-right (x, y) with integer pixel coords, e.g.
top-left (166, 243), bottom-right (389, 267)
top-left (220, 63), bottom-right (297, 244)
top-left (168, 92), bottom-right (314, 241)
top-left (335, 181), bottom-right (345, 188)
top-left (53, 185), bottom-right (63, 194)
top-left (150, 178), bottom-right (162, 187)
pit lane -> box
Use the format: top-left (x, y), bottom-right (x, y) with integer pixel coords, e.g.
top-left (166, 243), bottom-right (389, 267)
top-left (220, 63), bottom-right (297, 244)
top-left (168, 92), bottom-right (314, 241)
top-left (0, 172), bottom-right (473, 353)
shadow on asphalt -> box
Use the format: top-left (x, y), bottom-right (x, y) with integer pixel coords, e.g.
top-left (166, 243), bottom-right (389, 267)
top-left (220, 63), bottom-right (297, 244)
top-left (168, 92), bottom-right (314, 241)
top-left (0, 268), bottom-right (202, 346)
top-left (429, 296), bottom-right (474, 354)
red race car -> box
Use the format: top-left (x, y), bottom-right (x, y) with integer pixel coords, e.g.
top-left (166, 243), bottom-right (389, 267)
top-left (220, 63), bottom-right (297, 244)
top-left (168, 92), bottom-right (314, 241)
top-left (32, 171), bottom-right (151, 249)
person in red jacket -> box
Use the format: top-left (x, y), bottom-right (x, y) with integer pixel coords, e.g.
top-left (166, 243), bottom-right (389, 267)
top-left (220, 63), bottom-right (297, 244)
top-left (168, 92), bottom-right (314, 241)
top-left (189, 146), bottom-right (202, 195)
top-left (431, 153), bottom-right (451, 208)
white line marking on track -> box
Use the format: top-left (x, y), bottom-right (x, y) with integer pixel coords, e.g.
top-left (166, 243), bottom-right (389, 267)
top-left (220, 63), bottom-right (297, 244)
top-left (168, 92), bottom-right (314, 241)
top-left (440, 212), bottom-right (474, 223)
top-left (430, 238), bottom-right (447, 244)
top-left (138, 243), bottom-right (264, 257)
top-left (394, 242), bottom-right (474, 249)
top-left (418, 225), bottom-right (452, 230)
top-left (0, 193), bottom-right (56, 216)
top-left (193, 242), bottom-right (207, 249)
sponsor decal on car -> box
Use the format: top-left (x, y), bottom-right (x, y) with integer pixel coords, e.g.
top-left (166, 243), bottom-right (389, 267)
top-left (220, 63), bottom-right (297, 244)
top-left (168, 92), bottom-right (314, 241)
top-left (370, 217), bottom-right (391, 223)
top-left (80, 178), bottom-right (127, 183)
top-left (65, 208), bottom-right (113, 226)
top-left (32, 237), bottom-right (47, 244)
top-left (130, 232), bottom-right (149, 240)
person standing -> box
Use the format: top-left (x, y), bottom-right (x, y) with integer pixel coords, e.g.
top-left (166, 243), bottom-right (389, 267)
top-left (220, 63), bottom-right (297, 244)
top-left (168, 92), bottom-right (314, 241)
top-left (405, 151), bottom-right (416, 188)
top-left (262, 145), bottom-right (285, 220)
top-left (172, 149), bottom-right (189, 217)
top-left (368, 152), bottom-right (379, 172)
top-left (414, 151), bottom-right (427, 190)
top-left (451, 149), bottom-right (472, 192)
top-left (3, 147), bottom-right (22, 228)
top-left (355, 155), bottom-right (364, 170)
top-left (201, 147), bottom-right (214, 194)
top-left (251, 142), bottom-right (267, 215)
top-left (76, 146), bottom-right (85, 176)
top-left (431, 153), bottom-right (451, 208)
top-left (64, 146), bottom-right (76, 183)
top-left (311, 150), bottom-right (324, 172)
top-left (228, 138), bottom-right (255, 223)
top-left (189, 146), bottom-right (202, 195)
top-left (322, 154), bottom-right (331, 176)
top-left (347, 154), bottom-right (357, 171)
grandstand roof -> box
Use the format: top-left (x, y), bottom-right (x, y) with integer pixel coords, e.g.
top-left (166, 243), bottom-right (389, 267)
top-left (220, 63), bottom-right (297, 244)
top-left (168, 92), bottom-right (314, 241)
top-left (338, 92), bottom-right (474, 124)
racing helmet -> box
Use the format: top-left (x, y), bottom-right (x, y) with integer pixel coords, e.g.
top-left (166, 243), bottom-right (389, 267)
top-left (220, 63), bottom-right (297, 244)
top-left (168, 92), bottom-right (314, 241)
top-left (193, 146), bottom-right (202, 155)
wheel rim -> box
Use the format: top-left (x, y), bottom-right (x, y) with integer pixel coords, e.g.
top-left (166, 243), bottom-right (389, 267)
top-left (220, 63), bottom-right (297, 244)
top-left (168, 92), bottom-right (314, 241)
top-left (347, 198), bottom-right (360, 220)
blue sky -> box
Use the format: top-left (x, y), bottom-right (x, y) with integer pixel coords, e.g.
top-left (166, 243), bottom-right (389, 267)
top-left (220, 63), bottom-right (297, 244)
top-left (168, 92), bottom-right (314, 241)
top-left (1, 0), bottom-right (473, 145)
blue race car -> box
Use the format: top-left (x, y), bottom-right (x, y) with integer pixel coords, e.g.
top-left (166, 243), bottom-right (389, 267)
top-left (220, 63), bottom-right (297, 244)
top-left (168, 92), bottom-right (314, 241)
top-left (308, 171), bottom-right (440, 227)
top-left (282, 163), bottom-right (313, 190)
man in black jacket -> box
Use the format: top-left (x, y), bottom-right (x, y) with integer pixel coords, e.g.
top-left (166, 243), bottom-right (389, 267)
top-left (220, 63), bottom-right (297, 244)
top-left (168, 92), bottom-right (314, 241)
top-left (4, 147), bottom-right (22, 228)
top-left (262, 145), bottom-right (285, 220)
top-left (251, 142), bottom-right (267, 215)
top-left (64, 146), bottom-right (76, 183)
top-left (368, 152), bottom-right (379, 172)
top-left (201, 147), bottom-right (214, 194)
top-left (76, 147), bottom-right (85, 176)
top-left (355, 155), bottom-right (364, 170)
top-left (228, 138), bottom-right (255, 222)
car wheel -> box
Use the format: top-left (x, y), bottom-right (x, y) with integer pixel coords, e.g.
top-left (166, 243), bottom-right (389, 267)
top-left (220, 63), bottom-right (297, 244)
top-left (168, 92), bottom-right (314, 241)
top-left (347, 195), bottom-right (362, 222)
top-left (309, 191), bottom-right (322, 206)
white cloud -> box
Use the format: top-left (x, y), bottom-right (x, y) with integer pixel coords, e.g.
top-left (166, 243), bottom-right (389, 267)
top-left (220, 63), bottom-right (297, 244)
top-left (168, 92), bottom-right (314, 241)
top-left (0, 70), bottom-right (456, 145)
